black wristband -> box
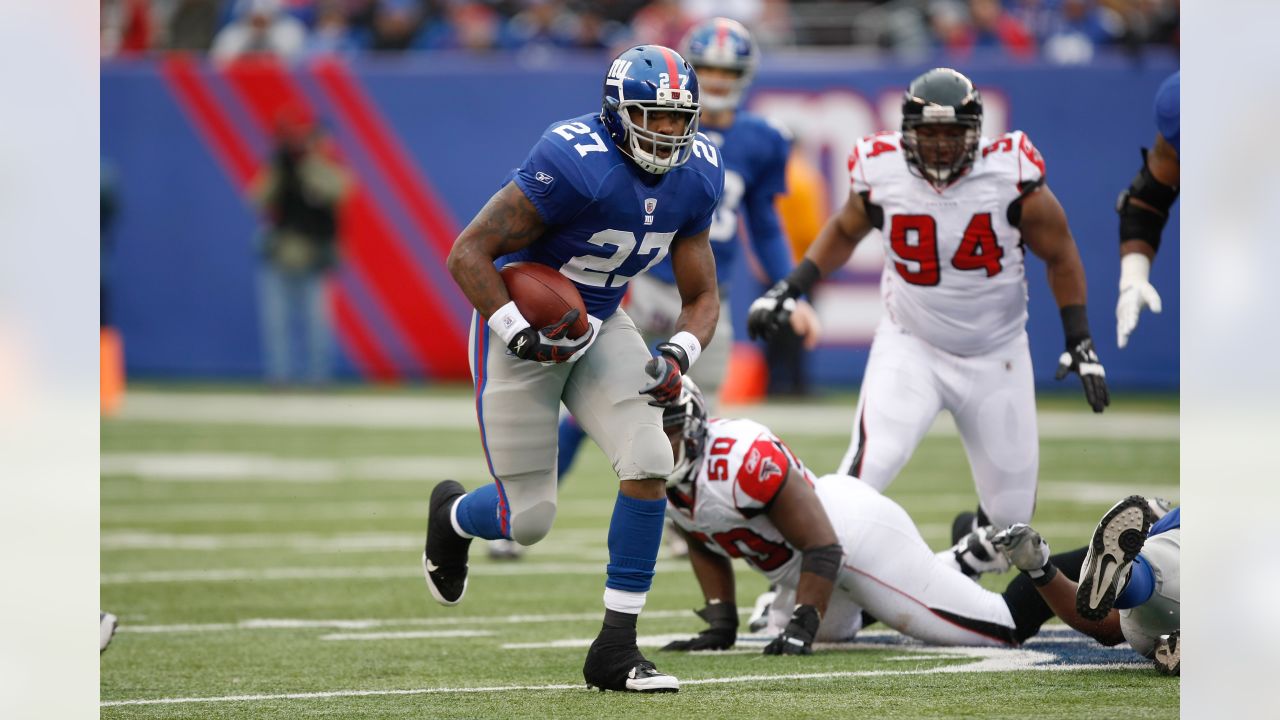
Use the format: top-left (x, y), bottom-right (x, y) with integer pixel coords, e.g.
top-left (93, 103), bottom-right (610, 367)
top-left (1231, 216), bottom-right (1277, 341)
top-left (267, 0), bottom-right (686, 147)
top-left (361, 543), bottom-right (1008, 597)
top-left (1060, 305), bottom-right (1091, 347)
top-left (655, 342), bottom-right (690, 374)
top-left (784, 258), bottom-right (822, 299)
top-left (800, 543), bottom-right (843, 582)
top-left (1030, 562), bottom-right (1059, 587)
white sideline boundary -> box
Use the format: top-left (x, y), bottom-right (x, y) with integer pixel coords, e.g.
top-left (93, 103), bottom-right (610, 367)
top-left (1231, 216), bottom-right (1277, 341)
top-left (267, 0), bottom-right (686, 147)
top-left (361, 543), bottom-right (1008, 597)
top-left (121, 609), bottom-right (710, 635)
top-left (114, 390), bottom-right (1177, 440)
top-left (100, 661), bottom-right (1141, 708)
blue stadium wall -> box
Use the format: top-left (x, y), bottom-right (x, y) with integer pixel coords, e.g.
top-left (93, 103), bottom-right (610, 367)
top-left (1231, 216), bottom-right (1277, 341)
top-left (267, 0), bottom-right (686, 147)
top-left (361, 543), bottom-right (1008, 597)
top-left (101, 53), bottom-right (1179, 389)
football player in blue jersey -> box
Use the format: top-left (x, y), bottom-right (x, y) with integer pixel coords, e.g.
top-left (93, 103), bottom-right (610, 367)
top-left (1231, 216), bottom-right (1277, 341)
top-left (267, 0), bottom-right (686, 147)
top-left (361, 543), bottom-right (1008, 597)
top-left (1116, 71), bottom-right (1179, 349)
top-left (423, 45), bottom-right (725, 693)
top-left (553, 17), bottom-right (817, 485)
top-left (993, 496), bottom-right (1180, 675)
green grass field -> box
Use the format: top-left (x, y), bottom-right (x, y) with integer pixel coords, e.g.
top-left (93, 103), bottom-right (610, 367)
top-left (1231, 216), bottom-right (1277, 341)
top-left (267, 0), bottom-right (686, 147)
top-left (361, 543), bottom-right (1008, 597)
top-left (101, 386), bottom-right (1179, 718)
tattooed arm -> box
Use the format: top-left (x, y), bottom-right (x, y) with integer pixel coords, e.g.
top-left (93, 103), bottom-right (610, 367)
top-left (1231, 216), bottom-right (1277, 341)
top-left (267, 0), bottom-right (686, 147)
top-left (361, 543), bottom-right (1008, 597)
top-left (447, 182), bottom-right (548, 315)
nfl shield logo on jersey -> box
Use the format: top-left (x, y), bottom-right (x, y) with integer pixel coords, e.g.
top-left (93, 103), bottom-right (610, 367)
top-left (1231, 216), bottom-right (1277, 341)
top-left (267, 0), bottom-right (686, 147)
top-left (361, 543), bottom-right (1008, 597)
top-left (644, 197), bottom-right (658, 214)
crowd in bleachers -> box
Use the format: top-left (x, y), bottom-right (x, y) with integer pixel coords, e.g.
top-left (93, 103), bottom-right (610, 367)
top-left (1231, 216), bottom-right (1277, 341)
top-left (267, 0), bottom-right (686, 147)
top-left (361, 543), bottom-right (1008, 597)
top-left (101, 0), bottom-right (1178, 63)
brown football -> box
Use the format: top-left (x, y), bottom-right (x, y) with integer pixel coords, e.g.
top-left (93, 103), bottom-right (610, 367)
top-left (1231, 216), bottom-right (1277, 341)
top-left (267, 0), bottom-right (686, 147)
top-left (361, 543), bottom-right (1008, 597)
top-left (498, 262), bottom-right (590, 339)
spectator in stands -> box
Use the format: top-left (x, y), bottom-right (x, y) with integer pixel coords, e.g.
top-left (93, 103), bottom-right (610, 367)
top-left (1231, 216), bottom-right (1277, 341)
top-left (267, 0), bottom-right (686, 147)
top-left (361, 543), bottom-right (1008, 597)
top-left (630, 0), bottom-right (693, 49)
top-left (211, 0), bottom-right (309, 63)
top-left (1041, 0), bottom-right (1123, 64)
top-left (102, 0), bottom-right (156, 56)
top-left (306, 0), bottom-right (363, 56)
top-left (958, 0), bottom-right (1035, 58)
top-left (167, 0), bottom-right (223, 51)
top-left (250, 109), bottom-right (352, 386)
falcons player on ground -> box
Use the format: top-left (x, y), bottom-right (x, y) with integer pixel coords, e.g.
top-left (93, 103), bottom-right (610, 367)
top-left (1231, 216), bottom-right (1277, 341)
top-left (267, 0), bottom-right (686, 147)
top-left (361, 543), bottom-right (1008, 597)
top-left (747, 68), bottom-right (1109, 536)
top-left (658, 379), bottom-right (1090, 653)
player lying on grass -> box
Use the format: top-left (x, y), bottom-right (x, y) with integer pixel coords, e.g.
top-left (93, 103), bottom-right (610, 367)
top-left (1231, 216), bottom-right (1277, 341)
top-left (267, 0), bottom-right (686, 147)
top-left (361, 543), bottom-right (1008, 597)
top-left (992, 496), bottom-right (1180, 675)
top-left (656, 379), bottom-right (1093, 654)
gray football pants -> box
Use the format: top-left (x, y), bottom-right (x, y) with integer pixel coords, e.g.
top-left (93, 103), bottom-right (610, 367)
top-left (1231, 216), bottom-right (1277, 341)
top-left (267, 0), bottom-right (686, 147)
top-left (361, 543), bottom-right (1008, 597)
top-left (469, 308), bottom-right (675, 545)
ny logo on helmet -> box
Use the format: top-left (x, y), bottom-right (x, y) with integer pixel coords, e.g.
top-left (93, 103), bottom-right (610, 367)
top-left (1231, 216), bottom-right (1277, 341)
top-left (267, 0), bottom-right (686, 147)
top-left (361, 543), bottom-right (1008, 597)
top-left (606, 60), bottom-right (632, 86)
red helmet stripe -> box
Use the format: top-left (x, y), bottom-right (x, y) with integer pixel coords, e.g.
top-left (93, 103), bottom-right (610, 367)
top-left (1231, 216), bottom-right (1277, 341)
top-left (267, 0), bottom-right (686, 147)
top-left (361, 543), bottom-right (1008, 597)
top-left (716, 18), bottom-right (728, 50)
top-left (659, 47), bottom-right (681, 90)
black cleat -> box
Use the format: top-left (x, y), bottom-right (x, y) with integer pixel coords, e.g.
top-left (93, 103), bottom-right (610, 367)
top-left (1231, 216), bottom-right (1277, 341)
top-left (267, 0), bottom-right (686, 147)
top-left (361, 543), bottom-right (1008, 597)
top-left (422, 480), bottom-right (473, 606)
top-left (951, 511), bottom-right (978, 546)
top-left (583, 627), bottom-right (679, 693)
top-left (1076, 495), bottom-right (1155, 621)
top-left (1153, 630), bottom-right (1180, 676)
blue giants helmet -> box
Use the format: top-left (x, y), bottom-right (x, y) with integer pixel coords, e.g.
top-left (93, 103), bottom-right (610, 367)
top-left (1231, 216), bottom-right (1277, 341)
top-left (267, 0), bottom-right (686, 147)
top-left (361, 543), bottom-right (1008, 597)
top-left (679, 17), bottom-right (758, 112)
top-left (600, 45), bottom-right (701, 175)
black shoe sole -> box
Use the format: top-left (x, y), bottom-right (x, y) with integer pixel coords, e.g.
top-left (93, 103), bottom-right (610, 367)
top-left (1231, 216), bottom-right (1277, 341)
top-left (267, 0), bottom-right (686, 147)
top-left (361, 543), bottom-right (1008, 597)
top-left (1076, 495), bottom-right (1154, 621)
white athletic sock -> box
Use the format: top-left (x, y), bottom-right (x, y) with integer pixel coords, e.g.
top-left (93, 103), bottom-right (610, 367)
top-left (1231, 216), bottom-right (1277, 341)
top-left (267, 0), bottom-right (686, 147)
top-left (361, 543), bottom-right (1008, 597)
top-left (603, 587), bottom-right (647, 614)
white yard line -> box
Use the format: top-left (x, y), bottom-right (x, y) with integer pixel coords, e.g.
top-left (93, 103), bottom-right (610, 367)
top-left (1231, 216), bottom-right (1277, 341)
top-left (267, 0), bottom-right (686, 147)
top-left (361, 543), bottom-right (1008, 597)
top-left (320, 630), bottom-right (493, 641)
top-left (100, 639), bottom-right (1139, 708)
top-left (100, 453), bottom-right (489, 482)
top-left (101, 528), bottom-right (609, 552)
top-left (101, 561), bottom-right (685, 585)
top-left (113, 390), bottom-right (1177, 440)
top-left (121, 609), bottom-right (723, 635)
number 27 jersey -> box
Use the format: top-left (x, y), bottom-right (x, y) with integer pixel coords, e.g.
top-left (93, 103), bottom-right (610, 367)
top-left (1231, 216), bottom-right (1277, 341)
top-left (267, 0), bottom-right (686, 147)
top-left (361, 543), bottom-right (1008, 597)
top-left (666, 417), bottom-right (816, 587)
top-left (850, 131), bottom-right (1047, 356)
top-left (500, 113), bottom-right (725, 319)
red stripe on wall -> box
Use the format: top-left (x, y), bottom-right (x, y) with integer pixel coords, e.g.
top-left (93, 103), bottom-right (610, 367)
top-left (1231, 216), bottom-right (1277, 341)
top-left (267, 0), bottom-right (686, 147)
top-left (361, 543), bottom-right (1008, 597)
top-left (160, 55), bottom-right (258, 185)
top-left (310, 58), bottom-right (461, 260)
top-left (332, 288), bottom-right (397, 381)
top-left (162, 55), bottom-right (401, 381)
top-left (220, 57), bottom-right (469, 378)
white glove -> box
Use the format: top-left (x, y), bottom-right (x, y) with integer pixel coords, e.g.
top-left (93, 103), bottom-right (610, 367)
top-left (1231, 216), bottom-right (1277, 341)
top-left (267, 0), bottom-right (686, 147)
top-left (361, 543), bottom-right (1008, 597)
top-left (990, 524), bottom-right (1051, 572)
top-left (1116, 253), bottom-right (1162, 349)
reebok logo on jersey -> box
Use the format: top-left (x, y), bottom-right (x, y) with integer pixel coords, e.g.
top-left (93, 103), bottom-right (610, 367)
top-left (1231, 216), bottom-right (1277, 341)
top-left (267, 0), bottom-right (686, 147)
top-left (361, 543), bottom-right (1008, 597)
top-left (745, 448), bottom-right (760, 474)
top-left (535, 171), bottom-right (554, 185)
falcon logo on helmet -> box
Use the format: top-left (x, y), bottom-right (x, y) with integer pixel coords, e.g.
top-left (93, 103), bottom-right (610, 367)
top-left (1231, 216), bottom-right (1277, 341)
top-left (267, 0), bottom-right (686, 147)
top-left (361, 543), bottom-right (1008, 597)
top-left (901, 68), bottom-right (984, 189)
top-left (600, 45), bottom-right (702, 176)
top-left (662, 377), bottom-right (709, 487)
top-left (679, 17), bottom-right (758, 113)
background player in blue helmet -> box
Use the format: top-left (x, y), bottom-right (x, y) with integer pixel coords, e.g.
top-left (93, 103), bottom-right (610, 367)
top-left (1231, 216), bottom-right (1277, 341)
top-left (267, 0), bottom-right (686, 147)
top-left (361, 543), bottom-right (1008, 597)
top-left (424, 44), bottom-right (724, 693)
top-left (554, 17), bottom-right (818, 484)
top-left (1116, 71), bottom-right (1179, 349)
top-left (993, 496), bottom-right (1181, 675)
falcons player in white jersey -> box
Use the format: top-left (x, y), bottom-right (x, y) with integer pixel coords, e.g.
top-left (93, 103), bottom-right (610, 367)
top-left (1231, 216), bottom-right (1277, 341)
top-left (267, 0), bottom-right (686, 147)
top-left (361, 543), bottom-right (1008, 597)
top-left (657, 379), bottom-right (1081, 654)
top-left (747, 68), bottom-right (1109, 533)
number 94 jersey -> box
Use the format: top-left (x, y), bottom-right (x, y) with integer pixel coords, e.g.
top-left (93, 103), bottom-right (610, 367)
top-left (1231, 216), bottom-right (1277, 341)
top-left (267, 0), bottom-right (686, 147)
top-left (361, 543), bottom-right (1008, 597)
top-left (850, 130), bottom-right (1046, 357)
top-left (666, 417), bottom-right (816, 587)
top-left (499, 113), bottom-right (725, 319)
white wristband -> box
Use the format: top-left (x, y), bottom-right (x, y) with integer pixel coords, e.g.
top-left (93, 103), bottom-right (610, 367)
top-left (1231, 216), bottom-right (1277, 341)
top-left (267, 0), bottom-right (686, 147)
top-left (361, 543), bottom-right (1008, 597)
top-left (1119, 253), bottom-right (1152, 289)
top-left (487, 301), bottom-right (530, 345)
top-left (668, 331), bottom-right (702, 370)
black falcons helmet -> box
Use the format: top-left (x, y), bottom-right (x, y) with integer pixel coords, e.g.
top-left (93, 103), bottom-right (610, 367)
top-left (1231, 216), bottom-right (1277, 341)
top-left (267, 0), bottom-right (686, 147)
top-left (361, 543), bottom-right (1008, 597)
top-left (901, 68), bottom-right (983, 188)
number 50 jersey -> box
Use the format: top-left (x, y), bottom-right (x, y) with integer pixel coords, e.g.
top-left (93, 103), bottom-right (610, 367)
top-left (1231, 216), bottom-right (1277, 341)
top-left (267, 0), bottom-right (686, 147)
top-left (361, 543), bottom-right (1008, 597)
top-left (851, 130), bottom-right (1047, 357)
top-left (499, 112), bottom-right (726, 319)
top-left (666, 417), bottom-right (817, 587)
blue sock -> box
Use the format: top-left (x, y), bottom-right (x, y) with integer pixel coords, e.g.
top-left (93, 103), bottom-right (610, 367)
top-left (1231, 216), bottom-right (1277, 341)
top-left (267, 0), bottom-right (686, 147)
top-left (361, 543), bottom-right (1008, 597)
top-left (454, 483), bottom-right (510, 540)
top-left (605, 491), bottom-right (667, 593)
top-left (556, 415), bottom-right (587, 483)
top-left (1115, 554), bottom-right (1155, 609)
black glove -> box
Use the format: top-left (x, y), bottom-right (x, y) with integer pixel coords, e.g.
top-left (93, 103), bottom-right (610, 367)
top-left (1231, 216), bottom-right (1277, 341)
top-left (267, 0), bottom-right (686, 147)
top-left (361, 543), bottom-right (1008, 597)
top-left (763, 604), bottom-right (820, 656)
top-left (639, 343), bottom-right (687, 407)
top-left (1054, 337), bottom-right (1110, 413)
top-left (746, 280), bottom-right (799, 343)
top-left (508, 308), bottom-right (595, 364)
top-left (660, 602), bottom-right (738, 651)
top-left (747, 259), bottom-right (821, 343)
